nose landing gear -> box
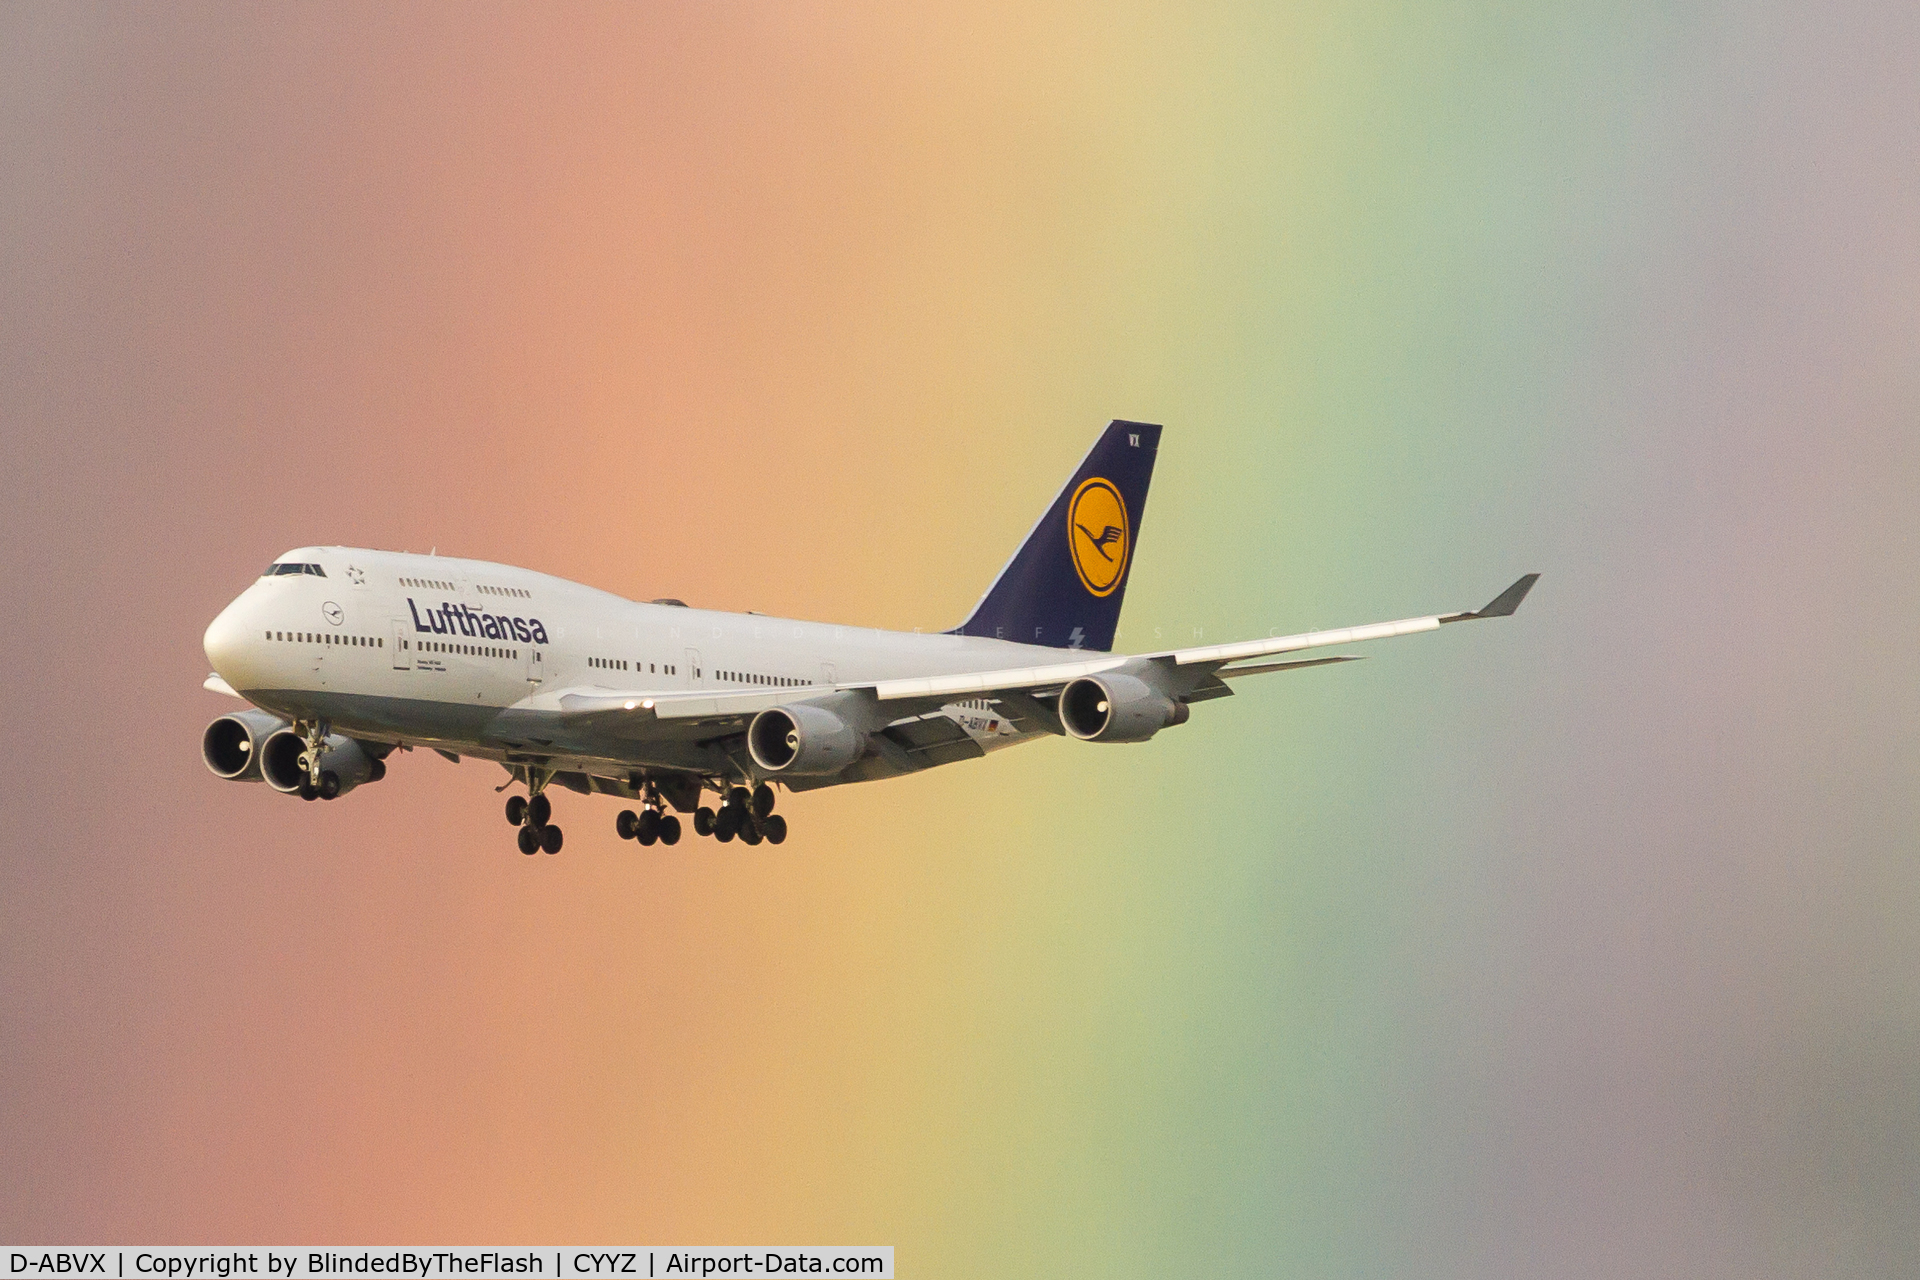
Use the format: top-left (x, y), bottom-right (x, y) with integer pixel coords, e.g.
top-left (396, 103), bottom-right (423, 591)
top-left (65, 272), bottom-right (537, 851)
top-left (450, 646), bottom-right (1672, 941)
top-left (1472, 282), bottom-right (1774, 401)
top-left (293, 720), bottom-right (337, 801)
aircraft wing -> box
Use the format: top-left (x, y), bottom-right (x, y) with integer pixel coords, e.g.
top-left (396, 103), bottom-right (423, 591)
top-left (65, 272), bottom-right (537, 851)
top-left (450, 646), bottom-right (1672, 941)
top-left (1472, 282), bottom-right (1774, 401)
top-left (526, 574), bottom-right (1537, 734)
top-left (865, 572), bottom-right (1540, 704)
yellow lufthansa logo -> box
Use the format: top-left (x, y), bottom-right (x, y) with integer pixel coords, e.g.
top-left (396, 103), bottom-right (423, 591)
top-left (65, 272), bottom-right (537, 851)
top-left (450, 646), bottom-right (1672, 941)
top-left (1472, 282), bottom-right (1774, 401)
top-left (1068, 477), bottom-right (1130, 597)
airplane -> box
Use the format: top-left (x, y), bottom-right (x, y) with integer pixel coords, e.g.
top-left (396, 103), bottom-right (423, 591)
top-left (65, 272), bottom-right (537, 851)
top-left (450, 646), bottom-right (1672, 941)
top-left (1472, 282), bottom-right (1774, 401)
top-left (201, 421), bottom-right (1537, 853)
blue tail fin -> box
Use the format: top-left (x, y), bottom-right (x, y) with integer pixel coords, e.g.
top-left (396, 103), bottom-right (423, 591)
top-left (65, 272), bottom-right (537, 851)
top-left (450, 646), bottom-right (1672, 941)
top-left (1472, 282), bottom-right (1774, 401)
top-left (949, 420), bottom-right (1161, 651)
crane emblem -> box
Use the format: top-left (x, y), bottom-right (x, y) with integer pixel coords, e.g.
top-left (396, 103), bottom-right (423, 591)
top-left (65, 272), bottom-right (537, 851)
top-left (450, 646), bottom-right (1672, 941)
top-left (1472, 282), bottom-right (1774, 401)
top-left (1067, 477), bottom-right (1130, 597)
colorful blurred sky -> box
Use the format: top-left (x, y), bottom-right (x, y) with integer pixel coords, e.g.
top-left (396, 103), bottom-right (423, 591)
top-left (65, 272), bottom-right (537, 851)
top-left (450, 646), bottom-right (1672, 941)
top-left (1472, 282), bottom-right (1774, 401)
top-left (4, 3), bottom-right (1918, 1276)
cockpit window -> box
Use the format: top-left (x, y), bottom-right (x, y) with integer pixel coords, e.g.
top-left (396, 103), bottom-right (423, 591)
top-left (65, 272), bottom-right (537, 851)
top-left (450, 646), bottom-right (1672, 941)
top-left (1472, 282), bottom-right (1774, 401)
top-left (264, 562), bottom-right (326, 577)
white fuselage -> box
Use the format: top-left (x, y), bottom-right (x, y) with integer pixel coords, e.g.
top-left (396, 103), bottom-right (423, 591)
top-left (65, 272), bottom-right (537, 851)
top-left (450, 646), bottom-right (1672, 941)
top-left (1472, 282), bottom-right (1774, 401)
top-left (204, 546), bottom-right (1065, 774)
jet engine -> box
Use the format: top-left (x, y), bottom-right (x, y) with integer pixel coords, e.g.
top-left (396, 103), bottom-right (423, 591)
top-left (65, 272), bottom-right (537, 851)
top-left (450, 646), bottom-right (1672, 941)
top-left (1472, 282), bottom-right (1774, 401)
top-left (1058, 674), bottom-right (1190, 744)
top-left (202, 709), bottom-right (290, 782)
top-left (260, 728), bottom-right (381, 799)
top-left (747, 703), bottom-right (866, 776)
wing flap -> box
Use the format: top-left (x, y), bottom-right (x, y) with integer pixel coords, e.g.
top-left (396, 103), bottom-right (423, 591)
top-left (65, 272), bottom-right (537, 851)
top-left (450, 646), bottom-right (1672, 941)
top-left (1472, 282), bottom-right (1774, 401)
top-left (1217, 654), bottom-right (1364, 678)
top-left (882, 714), bottom-right (987, 766)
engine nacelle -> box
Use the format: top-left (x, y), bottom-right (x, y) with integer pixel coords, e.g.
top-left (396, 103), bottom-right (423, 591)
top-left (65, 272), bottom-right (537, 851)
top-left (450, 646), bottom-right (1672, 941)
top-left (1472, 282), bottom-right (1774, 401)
top-left (1058, 674), bottom-right (1189, 744)
top-left (261, 728), bottom-right (379, 797)
top-left (202, 709), bottom-right (290, 781)
top-left (748, 703), bottom-right (867, 776)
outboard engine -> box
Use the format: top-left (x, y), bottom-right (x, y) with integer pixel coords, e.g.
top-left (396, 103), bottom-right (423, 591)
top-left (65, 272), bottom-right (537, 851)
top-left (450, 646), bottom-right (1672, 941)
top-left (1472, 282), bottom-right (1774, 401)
top-left (260, 728), bottom-right (381, 799)
top-left (202, 709), bottom-right (290, 782)
top-left (1058, 674), bottom-right (1189, 744)
top-left (748, 704), bottom-right (867, 776)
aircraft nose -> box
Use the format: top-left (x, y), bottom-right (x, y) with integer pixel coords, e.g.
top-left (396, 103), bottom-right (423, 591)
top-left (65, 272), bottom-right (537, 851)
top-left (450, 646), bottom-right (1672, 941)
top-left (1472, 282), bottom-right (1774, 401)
top-left (203, 595), bottom-right (258, 683)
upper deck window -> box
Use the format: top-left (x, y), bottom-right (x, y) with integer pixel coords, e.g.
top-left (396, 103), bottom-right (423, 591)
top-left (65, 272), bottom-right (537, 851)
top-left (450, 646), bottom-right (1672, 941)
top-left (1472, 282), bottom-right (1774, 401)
top-left (265, 562), bottom-right (326, 577)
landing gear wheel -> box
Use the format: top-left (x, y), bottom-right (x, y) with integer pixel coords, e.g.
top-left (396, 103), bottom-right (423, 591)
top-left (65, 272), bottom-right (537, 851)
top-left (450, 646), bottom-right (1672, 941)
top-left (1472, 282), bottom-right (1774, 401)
top-left (319, 771), bottom-right (341, 800)
top-left (694, 806), bottom-right (716, 837)
top-left (762, 814), bottom-right (787, 845)
top-left (506, 795), bottom-right (528, 826)
top-left (541, 824), bottom-right (564, 854)
top-left (658, 814), bottom-right (682, 846)
top-left (714, 807), bottom-right (740, 840)
top-left (727, 786), bottom-right (751, 813)
top-left (616, 809), bottom-right (639, 840)
top-left (751, 783), bottom-right (776, 820)
top-left (636, 810), bottom-right (661, 846)
top-left (739, 818), bottom-right (764, 847)
top-left (529, 793), bottom-right (552, 828)
top-left (518, 826), bottom-right (539, 855)
top-left (299, 782), bottom-right (318, 801)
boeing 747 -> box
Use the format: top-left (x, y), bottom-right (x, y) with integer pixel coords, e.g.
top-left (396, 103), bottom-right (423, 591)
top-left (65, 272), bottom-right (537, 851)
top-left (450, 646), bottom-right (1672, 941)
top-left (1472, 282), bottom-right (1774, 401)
top-left (202, 421), bottom-right (1536, 852)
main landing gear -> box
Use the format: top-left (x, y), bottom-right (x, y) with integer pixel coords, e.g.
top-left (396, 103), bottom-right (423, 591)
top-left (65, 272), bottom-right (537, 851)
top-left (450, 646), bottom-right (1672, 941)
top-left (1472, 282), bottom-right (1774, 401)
top-left (703, 782), bottom-right (787, 846)
top-left (506, 773), bottom-right (789, 854)
top-left (615, 780), bottom-right (682, 847)
top-left (617, 779), bottom-right (789, 847)
top-left (505, 781), bottom-right (563, 855)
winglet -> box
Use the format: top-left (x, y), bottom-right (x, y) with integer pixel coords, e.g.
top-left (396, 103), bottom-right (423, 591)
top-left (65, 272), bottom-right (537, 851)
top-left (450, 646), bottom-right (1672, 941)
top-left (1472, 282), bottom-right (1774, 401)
top-left (1440, 573), bottom-right (1539, 623)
